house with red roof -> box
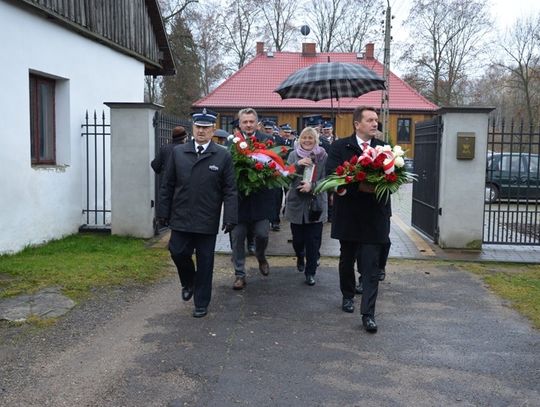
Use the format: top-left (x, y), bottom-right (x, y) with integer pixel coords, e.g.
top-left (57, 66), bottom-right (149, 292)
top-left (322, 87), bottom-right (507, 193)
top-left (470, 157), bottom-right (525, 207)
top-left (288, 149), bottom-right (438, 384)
top-left (193, 43), bottom-right (438, 156)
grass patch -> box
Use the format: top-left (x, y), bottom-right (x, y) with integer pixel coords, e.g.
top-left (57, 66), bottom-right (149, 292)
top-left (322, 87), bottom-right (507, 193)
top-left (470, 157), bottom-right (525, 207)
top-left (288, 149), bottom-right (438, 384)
top-left (463, 263), bottom-right (540, 329)
top-left (0, 234), bottom-right (170, 301)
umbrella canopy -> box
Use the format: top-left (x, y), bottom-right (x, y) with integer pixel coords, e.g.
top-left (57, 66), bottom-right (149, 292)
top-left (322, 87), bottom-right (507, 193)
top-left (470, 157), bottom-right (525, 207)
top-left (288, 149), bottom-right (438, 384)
top-left (274, 62), bottom-right (385, 101)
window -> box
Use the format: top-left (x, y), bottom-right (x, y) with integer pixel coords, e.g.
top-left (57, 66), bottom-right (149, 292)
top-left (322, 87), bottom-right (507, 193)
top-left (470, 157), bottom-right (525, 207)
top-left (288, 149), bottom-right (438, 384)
top-left (501, 155), bottom-right (525, 174)
top-left (220, 115), bottom-right (234, 134)
top-left (29, 74), bottom-right (56, 164)
top-left (397, 118), bottom-right (411, 143)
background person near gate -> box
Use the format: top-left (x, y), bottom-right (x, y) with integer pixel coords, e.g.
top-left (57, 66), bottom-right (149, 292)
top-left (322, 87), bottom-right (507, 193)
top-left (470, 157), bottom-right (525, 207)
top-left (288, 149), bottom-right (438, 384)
top-left (326, 106), bottom-right (391, 333)
top-left (151, 126), bottom-right (188, 174)
top-left (158, 109), bottom-right (237, 318)
top-left (230, 108), bottom-right (274, 290)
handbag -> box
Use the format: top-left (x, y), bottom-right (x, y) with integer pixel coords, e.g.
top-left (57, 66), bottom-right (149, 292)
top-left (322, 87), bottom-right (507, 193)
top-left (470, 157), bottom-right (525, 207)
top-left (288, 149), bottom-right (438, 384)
top-left (308, 195), bottom-right (323, 222)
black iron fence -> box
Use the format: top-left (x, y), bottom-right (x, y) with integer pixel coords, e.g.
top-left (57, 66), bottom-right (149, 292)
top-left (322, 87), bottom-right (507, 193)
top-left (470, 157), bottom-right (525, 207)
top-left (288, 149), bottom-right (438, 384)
top-left (484, 118), bottom-right (540, 245)
top-left (80, 110), bottom-right (111, 231)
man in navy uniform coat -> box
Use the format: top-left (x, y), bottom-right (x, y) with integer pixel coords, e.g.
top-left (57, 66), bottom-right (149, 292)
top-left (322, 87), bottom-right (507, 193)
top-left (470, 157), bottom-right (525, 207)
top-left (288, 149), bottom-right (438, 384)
top-left (326, 106), bottom-right (391, 333)
top-left (158, 109), bottom-right (238, 318)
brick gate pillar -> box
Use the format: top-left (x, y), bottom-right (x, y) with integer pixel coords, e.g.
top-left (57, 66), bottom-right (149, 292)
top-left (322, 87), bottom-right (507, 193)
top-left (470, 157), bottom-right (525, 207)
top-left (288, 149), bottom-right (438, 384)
top-left (105, 102), bottom-right (162, 238)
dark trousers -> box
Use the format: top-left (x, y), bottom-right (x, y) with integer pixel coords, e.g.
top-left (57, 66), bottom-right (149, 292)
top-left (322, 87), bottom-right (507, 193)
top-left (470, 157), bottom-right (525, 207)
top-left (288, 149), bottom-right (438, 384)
top-left (230, 220), bottom-right (269, 277)
top-left (340, 240), bottom-right (381, 317)
top-left (169, 230), bottom-right (217, 308)
top-left (357, 240), bottom-right (391, 280)
top-left (290, 222), bottom-right (323, 276)
top-left (270, 187), bottom-right (283, 224)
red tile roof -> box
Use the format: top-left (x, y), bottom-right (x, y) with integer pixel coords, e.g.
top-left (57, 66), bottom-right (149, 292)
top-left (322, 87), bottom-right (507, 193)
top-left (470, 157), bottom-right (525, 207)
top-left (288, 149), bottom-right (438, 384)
top-left (193, 51), bottom-right (438, 112)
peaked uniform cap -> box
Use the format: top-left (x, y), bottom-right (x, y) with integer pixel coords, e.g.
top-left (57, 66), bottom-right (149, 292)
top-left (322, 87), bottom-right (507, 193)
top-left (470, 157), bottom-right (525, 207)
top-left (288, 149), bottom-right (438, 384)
top-left (322, 121), bottom-right (333, 129)
top-left (192, 108), bottom-right (217, 126)
top-left (262, 119), bottom-right (276, 128)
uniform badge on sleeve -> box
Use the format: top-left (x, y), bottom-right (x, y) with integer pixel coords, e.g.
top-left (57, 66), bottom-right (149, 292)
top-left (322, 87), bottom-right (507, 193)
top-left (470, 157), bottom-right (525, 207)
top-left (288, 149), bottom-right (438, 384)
top-left (209, 165), bottom-right (219, 171)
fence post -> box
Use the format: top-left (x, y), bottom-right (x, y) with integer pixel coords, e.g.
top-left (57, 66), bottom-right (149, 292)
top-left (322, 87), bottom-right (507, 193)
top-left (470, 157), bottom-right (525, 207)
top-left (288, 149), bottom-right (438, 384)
top-left (436, 106), bottom-right (494, 249)
top-left (105, 102), bottom-right (163, 238)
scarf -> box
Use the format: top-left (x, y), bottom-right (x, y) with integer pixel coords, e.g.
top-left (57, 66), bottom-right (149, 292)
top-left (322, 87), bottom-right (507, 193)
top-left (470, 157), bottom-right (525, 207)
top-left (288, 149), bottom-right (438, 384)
top-left (295, 143), bottom-right (327, 163)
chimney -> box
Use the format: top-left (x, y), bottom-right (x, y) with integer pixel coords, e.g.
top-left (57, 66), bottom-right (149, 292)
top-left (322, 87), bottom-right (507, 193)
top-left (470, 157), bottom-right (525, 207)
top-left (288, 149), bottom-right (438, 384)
top-left (365, 43), bottom-right (374, 59)
top-left (302, 43), bottom-right (316, 56)
top-left (256, 42), bottom-right (265, 55)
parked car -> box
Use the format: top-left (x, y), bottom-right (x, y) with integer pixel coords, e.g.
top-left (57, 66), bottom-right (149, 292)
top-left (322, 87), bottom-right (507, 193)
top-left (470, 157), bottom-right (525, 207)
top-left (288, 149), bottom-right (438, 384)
top-left (485, 152), bottom-right (540, 203)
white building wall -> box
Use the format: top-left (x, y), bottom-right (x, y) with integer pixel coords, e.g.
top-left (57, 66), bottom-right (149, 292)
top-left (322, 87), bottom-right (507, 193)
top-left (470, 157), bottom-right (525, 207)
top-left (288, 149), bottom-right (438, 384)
top-left (0, 2), bottom-right (145, 254)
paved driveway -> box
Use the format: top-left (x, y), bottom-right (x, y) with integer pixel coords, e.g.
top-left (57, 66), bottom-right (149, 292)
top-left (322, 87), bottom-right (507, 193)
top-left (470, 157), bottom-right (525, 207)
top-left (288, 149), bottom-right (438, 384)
top-left (1, 256), bottom-right (538, 406)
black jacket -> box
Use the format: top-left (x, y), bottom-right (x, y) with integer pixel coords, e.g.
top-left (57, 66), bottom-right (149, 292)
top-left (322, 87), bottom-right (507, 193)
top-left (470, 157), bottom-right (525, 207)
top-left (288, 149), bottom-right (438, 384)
top-left (326, 135), bottom-right (391, 243)
top-left (158, 141), bottom-right (238, 234)
top-left (151, 139), bottom-right (183, 174)
top-left (236, 130), bottom-right (275, 223)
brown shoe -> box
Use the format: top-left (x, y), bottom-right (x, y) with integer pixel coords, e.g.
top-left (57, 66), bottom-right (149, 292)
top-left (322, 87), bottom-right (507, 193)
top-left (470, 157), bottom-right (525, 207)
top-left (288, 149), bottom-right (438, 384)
top-left (233, 276), bottom-right (246, 290)
top-left (258, 260), bottom-right (270, 276)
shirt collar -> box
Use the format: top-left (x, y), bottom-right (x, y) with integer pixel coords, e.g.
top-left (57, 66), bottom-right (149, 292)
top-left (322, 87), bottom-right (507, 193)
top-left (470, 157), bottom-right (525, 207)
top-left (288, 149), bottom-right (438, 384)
top-left (356, 135), bottom-right (372, 148)
top-left (195, 141), bottom-right (211, 153)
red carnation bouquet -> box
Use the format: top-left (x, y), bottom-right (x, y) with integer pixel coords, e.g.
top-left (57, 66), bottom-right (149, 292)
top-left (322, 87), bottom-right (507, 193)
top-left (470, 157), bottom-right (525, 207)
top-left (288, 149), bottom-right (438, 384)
top-left (314, 144), bottom-right (416, 202)
top-left (228, 131), bottom-right (295, 195)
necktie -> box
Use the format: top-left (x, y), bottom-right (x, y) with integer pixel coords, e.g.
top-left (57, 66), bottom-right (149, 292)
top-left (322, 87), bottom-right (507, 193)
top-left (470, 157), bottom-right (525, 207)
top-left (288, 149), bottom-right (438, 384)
top-left (197, 145), bottom-right (204, 156)
top-left (362, 142), bottom-right (369, 150)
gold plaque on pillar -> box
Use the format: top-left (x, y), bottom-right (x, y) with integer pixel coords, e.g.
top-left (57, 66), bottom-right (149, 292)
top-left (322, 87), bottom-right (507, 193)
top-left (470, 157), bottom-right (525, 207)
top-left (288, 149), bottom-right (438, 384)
top-left (457, 133), bottom-right (475, 160)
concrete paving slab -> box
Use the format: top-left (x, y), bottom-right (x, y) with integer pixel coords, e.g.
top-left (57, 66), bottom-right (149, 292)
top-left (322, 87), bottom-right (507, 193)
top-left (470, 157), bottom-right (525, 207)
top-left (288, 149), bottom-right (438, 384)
top-left (0, 287), bottom-right (75, 322)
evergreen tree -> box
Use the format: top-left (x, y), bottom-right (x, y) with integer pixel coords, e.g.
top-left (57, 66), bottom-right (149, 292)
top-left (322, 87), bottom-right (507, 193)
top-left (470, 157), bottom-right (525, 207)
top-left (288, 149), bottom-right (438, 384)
top-left (161, 15), bottom-right (202, 117)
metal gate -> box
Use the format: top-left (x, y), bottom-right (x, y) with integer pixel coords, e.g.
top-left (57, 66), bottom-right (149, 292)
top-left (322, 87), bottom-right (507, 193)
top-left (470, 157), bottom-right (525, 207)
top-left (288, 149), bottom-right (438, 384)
top-left (411, 116), bottom-right (442, 242)
top-left (483, 118), bottom-right (540, 245)
top-left (152, 111), bottom-right (192, 234)
top-left (80, 110), bottom-right (111, 231)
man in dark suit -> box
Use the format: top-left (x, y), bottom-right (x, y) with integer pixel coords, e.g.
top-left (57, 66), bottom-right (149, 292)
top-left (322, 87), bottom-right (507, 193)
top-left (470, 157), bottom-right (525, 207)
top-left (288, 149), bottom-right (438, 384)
top-left (326, 106), bottom-right (391, 333)
top-left (158, 109), bottom-right (238, 318)
top-left (230, 108), bottom-right (274, 290)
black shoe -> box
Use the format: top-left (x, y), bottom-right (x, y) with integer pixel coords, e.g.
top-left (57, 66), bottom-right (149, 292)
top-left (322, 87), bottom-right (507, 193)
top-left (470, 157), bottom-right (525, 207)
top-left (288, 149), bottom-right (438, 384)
top-left (271, 223), bottom-right (281, 232)
top-left (362, 315), bottom-right (377, 333)
top-left (192, 307), bottom-right (207, 318)
top-left (379, 269), bottom-right (386, 281)
top-left (259, 260), bottom-right (270, 276)
top-left (181, 286), bottom-right (194, 301)
top-left (232, 276), bottom-right (246, 290)
top-left (342, 298), bottom-right (354, 313)
top-left (305, 275), bottom-right (315, 286)
top-left (247, 243), bottom-right (255, 255)
top-left (355, 280), bottom-right (363, 295)
top-left (296, 256), bottom-right (305, 272)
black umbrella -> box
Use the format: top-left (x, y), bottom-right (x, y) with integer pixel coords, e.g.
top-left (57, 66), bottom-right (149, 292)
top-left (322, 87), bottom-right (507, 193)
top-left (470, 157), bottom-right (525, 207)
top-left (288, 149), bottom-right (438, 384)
top-left (274, 62), bottom-right (385, 120)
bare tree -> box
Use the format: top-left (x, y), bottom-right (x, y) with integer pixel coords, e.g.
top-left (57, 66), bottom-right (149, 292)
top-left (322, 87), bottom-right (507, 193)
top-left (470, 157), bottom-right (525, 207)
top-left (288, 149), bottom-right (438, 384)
top-left (159, 0), bottom-right (200, 25)
top-left (400, 0), bottom-right (491, 106)
top-left (496, 14), bottom-right (540, 125)
top-left (304, 0), bottom-right (346, 52)
top-left (335, 0), bottom-right (383, 53)
top-left (185, 2), bottom-right (228, 95)
top-left (468, 65), bottom-right (516, 123)
top-left (257, 0), bottom-right (298, 51)
top-left (222, 0), bottom-right (261, 69)
top-left (144, 75), bottom-right (162, 103)
top-left (145, 0), bottom-right (199, 103)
